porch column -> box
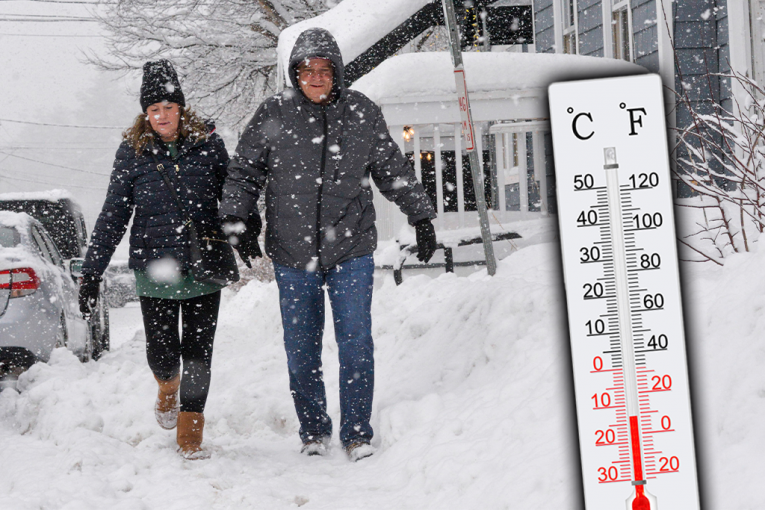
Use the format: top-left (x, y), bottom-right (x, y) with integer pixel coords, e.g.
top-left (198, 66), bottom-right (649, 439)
top-left (413, 125), bottom-right (422, 182)
top-left (434, 124), bottom-right (445, 230)
top-left (454, 122), bottom-right (465, 227)
top-left (518, 131), bottom-right (529, 213)
top-left (496, 132), bottom-right (508, 215)
top-left (532, 130), bottom-right (548, 215)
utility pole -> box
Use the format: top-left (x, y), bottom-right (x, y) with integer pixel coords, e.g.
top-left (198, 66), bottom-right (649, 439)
top-left (441, 0), bottom-right (497, 276)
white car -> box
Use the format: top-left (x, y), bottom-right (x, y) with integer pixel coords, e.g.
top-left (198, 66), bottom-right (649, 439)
top-left (0, 211), bottom-right (93, 381)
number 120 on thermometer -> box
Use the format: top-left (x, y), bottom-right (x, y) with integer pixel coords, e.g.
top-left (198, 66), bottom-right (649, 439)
top-left (549, 75), bottom-right (700, 510)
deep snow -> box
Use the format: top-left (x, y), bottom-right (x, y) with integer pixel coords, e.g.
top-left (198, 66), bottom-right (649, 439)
top-left (1, 216), bottom-right (763, 509)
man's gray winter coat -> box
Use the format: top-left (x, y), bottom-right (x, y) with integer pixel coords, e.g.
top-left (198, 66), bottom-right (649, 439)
top-left (219, 28), bottom-right (436, 271)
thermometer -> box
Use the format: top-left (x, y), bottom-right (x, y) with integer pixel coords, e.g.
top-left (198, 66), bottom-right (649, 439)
top-left (549, 74), bottom-right (700, 510)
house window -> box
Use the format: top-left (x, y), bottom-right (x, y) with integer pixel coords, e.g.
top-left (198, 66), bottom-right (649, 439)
top-left (612, 0), bottom-right (632, 61)
top-left (562, 0), bottom-right (578, 53)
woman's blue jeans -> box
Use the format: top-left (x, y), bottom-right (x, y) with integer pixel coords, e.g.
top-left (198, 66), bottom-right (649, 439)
top-left (273, 254), bottom-right (375, 447)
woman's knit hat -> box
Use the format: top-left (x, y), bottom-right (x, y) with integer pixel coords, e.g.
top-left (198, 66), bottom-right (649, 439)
top-left (140, 60), bottom-right (185, 112)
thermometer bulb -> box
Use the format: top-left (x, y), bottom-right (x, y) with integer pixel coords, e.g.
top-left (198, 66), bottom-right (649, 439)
top-left (627, 486), bottom-right (657, 510)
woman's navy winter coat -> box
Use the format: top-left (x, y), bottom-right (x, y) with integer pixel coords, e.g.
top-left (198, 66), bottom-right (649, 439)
top-left (219, 28), bottom-right (436, 271)
top-left (82, 130), bottom-right (229, 277)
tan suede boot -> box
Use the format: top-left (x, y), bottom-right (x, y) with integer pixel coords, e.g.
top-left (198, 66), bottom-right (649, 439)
top-left (154, 374), bottom-right (180, 430)
top-left (177, 411), bottom-right (208, 460)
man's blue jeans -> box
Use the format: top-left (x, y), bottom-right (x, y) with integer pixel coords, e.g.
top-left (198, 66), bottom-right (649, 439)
top-left (273, 254), bottom-right (375, 447)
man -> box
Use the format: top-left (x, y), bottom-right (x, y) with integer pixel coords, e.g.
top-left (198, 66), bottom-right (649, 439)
top-left (220, 27), bottom-right (437, 461)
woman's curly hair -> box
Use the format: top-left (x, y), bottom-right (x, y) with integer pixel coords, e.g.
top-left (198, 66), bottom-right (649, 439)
top-left (123, 105), bottom-right (208, 154)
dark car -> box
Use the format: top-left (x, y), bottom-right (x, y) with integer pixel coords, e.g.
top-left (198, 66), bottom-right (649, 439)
top-left (0, 191), bottom-right (110, 358)
top-left (104, 260), bottom-right (137, 308)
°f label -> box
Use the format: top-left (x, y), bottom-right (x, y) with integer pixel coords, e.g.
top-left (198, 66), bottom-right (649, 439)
top-left (549, 74), bottom-right (700, 510)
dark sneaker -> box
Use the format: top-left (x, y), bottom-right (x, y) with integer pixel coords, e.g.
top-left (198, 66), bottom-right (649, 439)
top-left (300, 436), bottom-right (330, 456)
top-left (344, 440), bottom-right (375, 462)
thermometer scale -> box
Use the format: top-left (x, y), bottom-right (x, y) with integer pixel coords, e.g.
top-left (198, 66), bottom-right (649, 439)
top-left (549, 75), bottom-right (700, 509)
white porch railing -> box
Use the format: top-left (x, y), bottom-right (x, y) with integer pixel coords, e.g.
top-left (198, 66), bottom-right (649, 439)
top-left (373, 121), bottom-right (551, 241)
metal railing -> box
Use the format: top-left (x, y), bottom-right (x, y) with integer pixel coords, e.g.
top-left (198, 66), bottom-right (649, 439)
top-left (390, 230), bottom-right (521, 285)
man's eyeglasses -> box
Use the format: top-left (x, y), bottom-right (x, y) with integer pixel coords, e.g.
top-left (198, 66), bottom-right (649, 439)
top-left (298, 67), bottom-right (333, 79)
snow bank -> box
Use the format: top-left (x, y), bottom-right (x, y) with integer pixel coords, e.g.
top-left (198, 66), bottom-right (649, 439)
top-left (0, 236), bottom-right (579, 508)
top-left (352, 51), bottom-right (645, 102)
top-left (680, 245), bottom-right (765, 509)
top-left (277, 0), bottom-right (431, 86)
top-left (1, 216), bottom-right (763, 507)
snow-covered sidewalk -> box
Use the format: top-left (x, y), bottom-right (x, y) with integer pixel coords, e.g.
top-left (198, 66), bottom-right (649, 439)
top-left (0, 240), bottom-right (576, 509)
top-left (1, 231), bottom-right (764, 508)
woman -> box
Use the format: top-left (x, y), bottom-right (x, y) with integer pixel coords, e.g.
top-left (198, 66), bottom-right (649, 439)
top-left (79, 60), bottom-right (235, 459)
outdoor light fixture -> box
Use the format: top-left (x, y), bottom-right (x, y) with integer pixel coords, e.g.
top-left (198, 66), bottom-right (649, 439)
top-left (403, 126), bottom-right (415, 142)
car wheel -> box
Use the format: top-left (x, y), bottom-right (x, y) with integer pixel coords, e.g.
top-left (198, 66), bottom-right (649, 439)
top-left (55, 312), bottom-right (68, 348)
top-left (91, 301), bottom-right (110, 360)
top-left (79, 328), bottom-right (93, 363)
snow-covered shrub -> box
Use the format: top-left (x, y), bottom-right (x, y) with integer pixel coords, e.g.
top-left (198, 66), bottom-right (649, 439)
top-left (674, 71), bottom-right (765, 264)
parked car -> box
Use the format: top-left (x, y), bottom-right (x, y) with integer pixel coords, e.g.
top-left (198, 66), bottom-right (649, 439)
top-left (0, 191), bottom-right (109, 356)
top-left (0, 212), bottom-right (96, 379)
top-left (104, 260), bottom-right (137, 308)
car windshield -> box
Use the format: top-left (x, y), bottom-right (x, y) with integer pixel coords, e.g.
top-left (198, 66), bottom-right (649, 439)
top-left (0, 226), bottom-right (20, 248)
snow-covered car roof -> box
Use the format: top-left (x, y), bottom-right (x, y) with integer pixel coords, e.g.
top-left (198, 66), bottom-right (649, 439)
top-left (277, 0), bottom-right (431, 87)
top-left (351, 51), bottom-right (645, 103)
top-left (0, 212), bottom-right (52, 275)
top-left (0, 189), bottom-right (75, 203)
top-left (0, 210), bottom-right (37, 232)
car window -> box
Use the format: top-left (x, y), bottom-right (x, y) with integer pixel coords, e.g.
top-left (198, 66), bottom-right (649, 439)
top-left (0, 226), bottom-right (20, 248)
top-left (30, 225), bottom-right (54, 265)
top-left (39, 228), bottom-right (65, 268)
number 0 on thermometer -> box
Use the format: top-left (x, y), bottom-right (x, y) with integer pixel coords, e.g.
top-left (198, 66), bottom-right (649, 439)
top-left (549, 75), bottom-right (700, 510)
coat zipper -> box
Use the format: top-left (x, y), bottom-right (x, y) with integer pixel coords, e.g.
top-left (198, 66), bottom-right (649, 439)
top-left (316, 107), bottom-right (328, 269)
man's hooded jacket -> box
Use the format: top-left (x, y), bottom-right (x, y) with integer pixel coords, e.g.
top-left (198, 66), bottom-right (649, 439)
top-left (220, 28), bottom-right (436, 271)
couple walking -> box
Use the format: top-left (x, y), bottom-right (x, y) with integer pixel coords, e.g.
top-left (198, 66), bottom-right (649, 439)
top-left (79, 28), bottom-right (437, 461)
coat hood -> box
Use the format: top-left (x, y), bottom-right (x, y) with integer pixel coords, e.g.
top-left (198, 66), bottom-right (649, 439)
top-left (288, 28), bottom-right (345, 103)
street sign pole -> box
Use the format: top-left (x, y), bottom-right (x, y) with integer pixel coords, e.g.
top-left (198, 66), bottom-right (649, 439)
top-left (441, 0), bottom-right (497, 276)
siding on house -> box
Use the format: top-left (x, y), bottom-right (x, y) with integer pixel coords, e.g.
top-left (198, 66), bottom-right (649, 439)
top-left (716, 4), bottom-right (731, 112)
top-left (534, 0), bottom-right (556, 53)
top-left (632, 0), bottom-right (659, 71)
top-left (673, 0), bottom-right (726, 131)
top-left (578, 0), bottom-right (604, 57)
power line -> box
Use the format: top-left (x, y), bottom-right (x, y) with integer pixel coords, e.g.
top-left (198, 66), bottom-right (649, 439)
top-left (0, 13), bottom-right (93, 17)
top-left (0, 1), bottom-right (112, 3)
top-left (0, 146), bottom-right (115, 150)
top-left (0, 32), bottom-right (101, 37)
top-left (0, 171), bottom-right (107, 190)
top-left (0, 17), bottom-right (98, 22)
top-left (0, 118), bottom-right (124, 129)
top-left (0, 151), bottom-right (111, 176)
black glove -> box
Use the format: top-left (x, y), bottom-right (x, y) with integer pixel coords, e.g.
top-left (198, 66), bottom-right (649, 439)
top-left (222, 214), bottom-right (262, 268)
top-left (78, 274), bottom-right (101, 319)
top-left (415, 219), bottom-right (437, 263)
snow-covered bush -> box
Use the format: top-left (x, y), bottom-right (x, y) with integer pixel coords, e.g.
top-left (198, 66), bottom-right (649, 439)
top-left (674, 71), bottom-right (765, 264)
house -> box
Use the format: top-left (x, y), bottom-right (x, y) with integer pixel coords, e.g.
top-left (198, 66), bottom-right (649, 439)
top-left (277, 0), bottom-right (644, 270)
top-left (535, 0), bottom-right (765, 193)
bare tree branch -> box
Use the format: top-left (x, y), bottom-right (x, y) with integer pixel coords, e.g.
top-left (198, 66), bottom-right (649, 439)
top-left (89, 0), bottom-right (333, 127)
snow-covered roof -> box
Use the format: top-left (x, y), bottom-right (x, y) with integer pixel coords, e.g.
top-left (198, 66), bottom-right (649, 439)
top-left (351, 52), bottom-right (645, 103)
top-left (0, 189), bottom-right (74, 203)
top-left (277, 0), bottom-right (431, 87)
